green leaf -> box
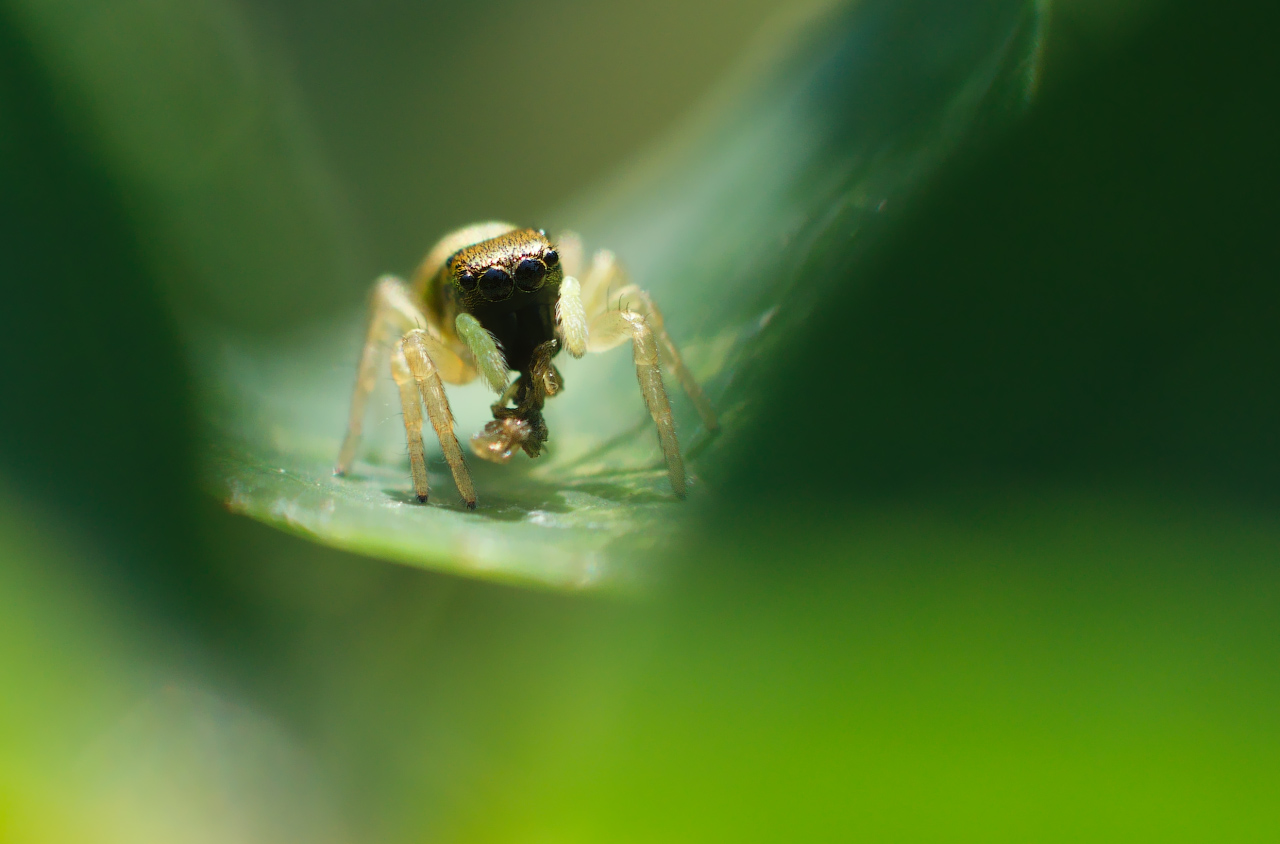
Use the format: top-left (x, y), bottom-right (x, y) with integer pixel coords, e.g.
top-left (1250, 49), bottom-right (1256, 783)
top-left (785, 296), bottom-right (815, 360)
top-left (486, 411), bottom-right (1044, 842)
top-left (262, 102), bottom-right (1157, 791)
top-left (16, 0), bottom-right (1049, 589)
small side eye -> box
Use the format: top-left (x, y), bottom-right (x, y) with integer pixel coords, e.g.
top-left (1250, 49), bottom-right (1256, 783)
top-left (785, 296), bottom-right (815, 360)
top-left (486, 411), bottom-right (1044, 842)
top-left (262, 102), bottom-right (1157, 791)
top-left (543, 249), bottom-right (559, 267)
top-left (458, 270), bottom-right (477, 291)
top-left (514, 258), bottom-right (546, 291)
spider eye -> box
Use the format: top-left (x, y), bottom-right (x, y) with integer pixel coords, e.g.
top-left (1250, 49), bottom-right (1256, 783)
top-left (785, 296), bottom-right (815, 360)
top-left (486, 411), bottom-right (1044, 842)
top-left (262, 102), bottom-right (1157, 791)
top-left (543, 249), bottom-right (559, 267)
top-left (479, 266), bottom-right (513, 300)
top-left (458, 270), bottom-right (477, 291)
top-left (514, 257), bottom-right (546, 291)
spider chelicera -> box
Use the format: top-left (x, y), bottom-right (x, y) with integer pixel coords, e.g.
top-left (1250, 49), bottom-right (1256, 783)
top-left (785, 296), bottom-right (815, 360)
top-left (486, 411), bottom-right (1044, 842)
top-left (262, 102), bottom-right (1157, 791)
top-left (334, 223), bottom-right (719, 508)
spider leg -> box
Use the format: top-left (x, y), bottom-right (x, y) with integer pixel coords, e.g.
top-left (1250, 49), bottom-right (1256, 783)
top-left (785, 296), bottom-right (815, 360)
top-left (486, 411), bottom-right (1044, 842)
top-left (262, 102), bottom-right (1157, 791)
top-left (554, 230), bottom-right (586, 279)
top-left (577, 247), bottom-right (624, 319)
top-left (556, 245), bottom-right (624, 359)
top-left (570, 248), bottom-right (719, 431)
top-left (610, 285), bottom-right (719, 433)
top-left (336, 275), bottom-right (473, 476)
top-left (586, 309), bottom-right (686, 498)
top-left (397, 330), bottom-right (477, 508)
top-left (556, 276), bottom-right (588, 358)
top-left (390, 340), bottom-right (431, 503)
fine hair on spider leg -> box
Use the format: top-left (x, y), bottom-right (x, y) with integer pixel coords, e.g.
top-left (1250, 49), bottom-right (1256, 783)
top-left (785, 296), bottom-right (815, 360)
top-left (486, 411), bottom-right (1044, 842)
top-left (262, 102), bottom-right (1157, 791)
top-left (401, 330), bottom-right (476, 508)
top-left (585, 309), bottom-right (686, 497)
top-left (611, 285), bottom-right (719, 433)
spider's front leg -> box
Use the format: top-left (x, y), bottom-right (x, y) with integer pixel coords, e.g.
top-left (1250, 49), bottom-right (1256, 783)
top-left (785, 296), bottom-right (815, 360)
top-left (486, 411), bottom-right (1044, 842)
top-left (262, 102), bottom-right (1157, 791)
top-left (336, 275), bottom-right (471, 476)
top-left (394, 330), bottom-right (476, 509)
top-left (336, 274), bottom-right (484, 507)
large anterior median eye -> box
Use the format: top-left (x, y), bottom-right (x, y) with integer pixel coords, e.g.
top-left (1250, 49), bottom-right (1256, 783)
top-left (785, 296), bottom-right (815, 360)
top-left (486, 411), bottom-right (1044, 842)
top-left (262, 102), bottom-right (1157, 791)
top-left (514, 257), bottom-right (546, 291)
top-left (479, 266), bottom-right (514, 300)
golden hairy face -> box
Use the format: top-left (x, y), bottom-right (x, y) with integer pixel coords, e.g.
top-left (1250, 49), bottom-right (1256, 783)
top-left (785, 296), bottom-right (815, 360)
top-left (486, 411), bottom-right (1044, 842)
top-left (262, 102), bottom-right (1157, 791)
top-left (446, 228), bottom-right (563, 304)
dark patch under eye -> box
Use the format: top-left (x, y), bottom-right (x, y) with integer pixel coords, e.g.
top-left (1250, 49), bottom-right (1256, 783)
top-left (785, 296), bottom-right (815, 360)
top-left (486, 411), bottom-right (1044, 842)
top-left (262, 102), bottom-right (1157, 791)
top-left (514, 257), bottom-right (546, 291)
top-left (479, 266), bottom-right (514, 300)
top-left (458, 270), bottom-right (477, 291)
top-left (543, 249), bottom-right (559, 267)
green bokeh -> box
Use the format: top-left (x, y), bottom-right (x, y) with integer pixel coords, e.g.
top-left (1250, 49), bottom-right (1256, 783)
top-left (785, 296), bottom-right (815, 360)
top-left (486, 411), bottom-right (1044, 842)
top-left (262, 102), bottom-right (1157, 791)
top-left (3, 0), bottom-right (1279, 840)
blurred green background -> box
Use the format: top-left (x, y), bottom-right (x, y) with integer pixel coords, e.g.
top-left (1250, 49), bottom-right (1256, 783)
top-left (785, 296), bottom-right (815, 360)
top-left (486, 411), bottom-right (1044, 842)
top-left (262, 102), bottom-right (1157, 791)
top-left (3, 0), bottom-right (1280, 841)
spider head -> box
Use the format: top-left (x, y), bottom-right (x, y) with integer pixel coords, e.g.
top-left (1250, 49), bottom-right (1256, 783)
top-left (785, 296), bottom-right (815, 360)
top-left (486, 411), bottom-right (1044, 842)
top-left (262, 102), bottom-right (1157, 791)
top-left (448, 228), bottom-right (563, 304)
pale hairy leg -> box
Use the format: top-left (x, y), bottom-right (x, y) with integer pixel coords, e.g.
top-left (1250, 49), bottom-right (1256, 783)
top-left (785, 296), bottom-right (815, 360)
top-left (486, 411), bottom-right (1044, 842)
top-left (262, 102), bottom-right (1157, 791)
top-left (556, 276), bottom-right (589, 358)
top-left (399, 330), bottom-right (477, 508)
top-left (577, 247), bottom-right (625, 320)
top-left (587, 309), bottom-right (686, 498)
top-left (336, 275), bottom-right (473, 476)
top-left (612, 284), bottom-right (719, 433)
top-left (390, 341), bottom-right (431, 503)
top-left (554, 230), bottom-right (586, 280)
top-left (571, 249), bottom-right (719, 433)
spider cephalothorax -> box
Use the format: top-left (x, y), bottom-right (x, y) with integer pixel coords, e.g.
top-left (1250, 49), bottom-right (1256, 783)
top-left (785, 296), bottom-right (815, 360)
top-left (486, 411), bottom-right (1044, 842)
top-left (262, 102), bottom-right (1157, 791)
top-left (446, 228), bottom-right (562, 306)
top-left (334, 222), bottom-right (719, 508)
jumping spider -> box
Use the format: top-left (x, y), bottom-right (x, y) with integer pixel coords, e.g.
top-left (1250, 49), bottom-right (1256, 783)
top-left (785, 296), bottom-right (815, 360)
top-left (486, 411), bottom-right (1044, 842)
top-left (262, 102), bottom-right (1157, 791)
top-left (335, 223), bottom-right (719, 508)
